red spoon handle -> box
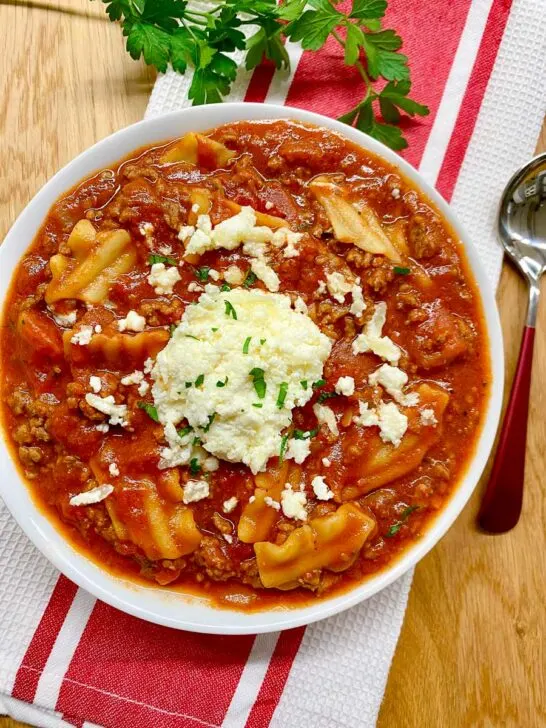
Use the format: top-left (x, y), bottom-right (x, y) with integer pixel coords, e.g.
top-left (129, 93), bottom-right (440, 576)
top-left (478, 325), bottom-right (535, 533)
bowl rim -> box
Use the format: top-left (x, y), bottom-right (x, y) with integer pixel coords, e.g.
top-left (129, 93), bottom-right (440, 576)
top-left (0, 102), bottom-right (504, 634)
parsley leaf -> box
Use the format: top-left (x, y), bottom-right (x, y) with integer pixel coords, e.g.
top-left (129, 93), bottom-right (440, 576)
top-left (177, 425), bottom-right (193, 438)
top-left (243, 269), bottom-right (257, 288)
top-left (317, 390), bottom-right (338, 404)
top-left (189, 458), bottom-right (202, 475)
top-left (137, 401), bottom-right (159, 422)
top-left (216, 377), bottom-right (228, 387)
top-left (220, 283), bottom-right (231, 292)
top-left (249, 367), bottom-right (266, 399)
top-left (276, 382), bottom-right (288, 409)
top-left (96, 0), bottom-right (428, 152)
top-left (224, 300), bottom-right (237, 319)
top-left (393, 266), bottom-right (410, 275)
top-left (293, 428), bottom-right (319, 440)
top-left (279, 433), bottom-right (290, 463)
top-left (149, 253), bottom-right (177, 266)
top-left (386, 505), bottom-right (419, 537)
top-left (195, 266), bottom-right (210, 282)
top-left (243, 336), bottom-right (252, 354)
top-left (195, 373), bottom-right (205, 387)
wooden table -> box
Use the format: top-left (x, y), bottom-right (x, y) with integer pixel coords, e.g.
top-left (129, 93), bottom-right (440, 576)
top-left (1, 2), bottom-right (544, 726)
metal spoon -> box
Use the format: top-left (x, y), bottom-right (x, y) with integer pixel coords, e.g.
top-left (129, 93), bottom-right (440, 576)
top-left (478, 152), bottom-right (546, 533)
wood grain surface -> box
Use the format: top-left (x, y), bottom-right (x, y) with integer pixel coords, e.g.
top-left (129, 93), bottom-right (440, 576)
top-left (0, 2), bottom-right (544, 727)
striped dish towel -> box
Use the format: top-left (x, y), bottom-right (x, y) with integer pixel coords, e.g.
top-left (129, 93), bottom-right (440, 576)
top-left (1, 1), bottom-right (546, 726)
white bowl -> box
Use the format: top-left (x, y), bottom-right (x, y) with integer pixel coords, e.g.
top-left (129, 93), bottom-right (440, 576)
top-left (0, 103), bottom-right (503, 634)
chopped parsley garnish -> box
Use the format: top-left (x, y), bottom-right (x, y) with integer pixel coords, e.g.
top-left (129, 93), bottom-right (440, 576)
top-left (216, 377), bottom-right (228, 387)
top-left (386, 505), bottom-right (420, 537)
top-left (137, 402), bottom-right (159, 422)
top-left (177, 425), bottom-right (193, 438)
top-left (211, 327), bottom-right (219, 332)
top-left (189, 458), bottom-right (202, 475)
top-left (317, 390), bottom-right (338, 404)
top-left (192, 436), bottom-right (202, 446)
top-left (260, 338), bottom-right (266, 345)
top-left (243, 336), bottom-right (252, 354)
top-left (276, 382), bottom-right (288, 409)
top-left (312, 379), bottom-right (326, 390)
top-left (243, 269), bottom-right (257, 288)
top-left (252, 403), bottom-right (263, 408)
top-left (393, 266), bottom-right (411, 275)
top-left (149, 253), bottom-right (177, 266)
top-left (185, 381), bottom-right (192, 388)
top-left (195, 374), bottom-right (205, 387)
top-left (184, 334), bottom-right (200, 341)
top-left (195, 266), bottom-right (210, 282)
top-left (249, 367), bottom-right (266, 399)
top-left (220, 283), bottom-right (231, 292)
top-left (169, 323), bottom-right (177, 337)
top-left (300, 380), bottom-right (308, 390)
top-left (224, 300), bottom-right (237, 319)
top-left (279, 433), bottom-right (290, 463)
top-left (293, 428), bottom-right (319, 440)
top-left (202, 413), bottom-right (216, 432)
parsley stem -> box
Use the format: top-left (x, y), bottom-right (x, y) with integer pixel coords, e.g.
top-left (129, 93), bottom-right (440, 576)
top-left (331, 29), bottom-right (371, 89)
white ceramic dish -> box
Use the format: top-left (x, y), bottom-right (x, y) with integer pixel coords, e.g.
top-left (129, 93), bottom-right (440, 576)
top-left (0, 103), bottom-right (503, 634)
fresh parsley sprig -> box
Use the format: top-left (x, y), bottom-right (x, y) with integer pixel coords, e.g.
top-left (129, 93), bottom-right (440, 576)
top-left (93, 0), bottom-right (428, 150)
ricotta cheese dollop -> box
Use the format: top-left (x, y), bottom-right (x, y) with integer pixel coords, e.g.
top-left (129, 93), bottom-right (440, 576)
top-left (151, 286), bottom-right (332, 474)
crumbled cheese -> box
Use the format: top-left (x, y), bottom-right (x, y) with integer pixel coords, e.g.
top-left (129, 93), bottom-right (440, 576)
top-left (353, 401), bottom-right (380, 428)
top-left (191, 203), bottom-right (200, 214)
top-left (311, 475), bottom-right (334, 501)
top-left (264, 496), bottom-right (281, 511)
top-left (151, 287), bottom-right (331, 474)
top-left (326, 271), bottom-right (353, 303)
top-left (250, 257), bottom-right (280, 292)
top-left (208, 269), bottom-right (220, 281)
top-left (118, 310), bottom-right (146, 332)
top-left (368, 364), bottom-right (419, 406)
top-left (147, 263), bottom-right (181, 295)
top-left (285, 437), bottom-right (311, 464)
top-left (69, 484), bottom-right (113, 507)
top-left (182, 479), bottom-right (210, 504)
top-left (316, 280), bottom-right (327, 296)
top-left (52, 310), bottom-right (77, 327)
top-left (335, 376), bottom-right (355, 397)
top-left (89, 376), bottom-right (102, 394)
top-left (159, 244), bottom-right (173, 256)
top-left (223, 496), bottom-right (238, 513)
top-left (353, 400), bottom-right (408, 447)
top-left (187, 282), bottom-right (203, 293)
top-left (352, 302), bottom-right (401, 363)
top-left (158, 421), bottom-right (193, 469)
top-left (203, 456), bottom-right (219, 472)
top-left (350, 284), bottom-right (366, 317)
top-left (138, 380), bottom-right (149, 396)
top-left (84, 394), bottom-right (128, 427)
top-left (249, 495), bottom-right (256, 504)
top-left (178, 225), bottom-right (195, 242)
top-left (109, 463), bottom-right (120, 477)
top-left (293, 296), bottom-right (308, 314)
top-left (271, 228), bottom-right (302, 258)
top-left (322, 457), bottom-right (331, 468)
top-left (223, 533), bottom-right (233, 544)
top-left (70, 325), bottom-right (93, 346)
top-left (391, 187), bottom-right (401, 199)
top-left (96, 423), bottom-right (110, 434)
top-left (280, 483), bottom-right (307, 520)
top-left (420, 408), bottom-right (438, 426)
top-left (265, 201), bottom-right (274, 210)
top-left (121, 370), bottom-right (145, 387)
top-left (140, 222), bottom-right (154, 237)
top-left (94, 324), bottom-right (102, 334)
top-left (313, 403), bottom-right (339, 436)
top-left (377, 401), bottom-right (408, 447)
top-left (224, 265), bottom-right (244, 286)
top-left (143, 357), bottom-right (154, 374)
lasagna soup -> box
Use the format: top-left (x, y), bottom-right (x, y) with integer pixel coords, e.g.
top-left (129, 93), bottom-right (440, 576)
top-left (0, 121), bottom-right (490, 609)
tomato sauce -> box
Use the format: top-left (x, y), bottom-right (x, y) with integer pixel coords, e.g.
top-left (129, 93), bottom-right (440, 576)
top-left (0, 121), bottom-right (490, 610)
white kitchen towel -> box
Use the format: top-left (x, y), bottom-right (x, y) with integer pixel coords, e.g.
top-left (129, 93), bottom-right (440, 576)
top-left (1, 2), bottom-right (546, 727)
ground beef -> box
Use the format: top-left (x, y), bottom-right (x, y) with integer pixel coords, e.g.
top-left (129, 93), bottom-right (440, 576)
top-left (138, 298), bottom-right (183, 326)
top-left (409, 215), bottom-right (443, 259)
top-left (193, 535), bottom-right (237, 581)
top-left (19, 445), bottom-right (43, 466)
